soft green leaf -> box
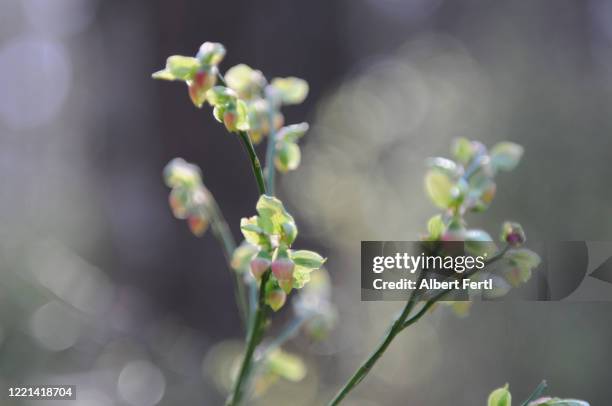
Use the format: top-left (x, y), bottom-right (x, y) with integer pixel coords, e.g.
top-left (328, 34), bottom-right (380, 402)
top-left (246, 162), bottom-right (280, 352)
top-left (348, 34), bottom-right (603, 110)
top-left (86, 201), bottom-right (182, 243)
top-left (225, 64), bottom-right (265, 99)
top-left (427, 214), bottom-right (446, 240)
top-left (152, 69), bottom-right (176, 81)
top-left (424, 169), bottom-right (455, 209)
top-left (289, 250), bottom-right (326, 270)
top-left (206, 86), bottom-right (237, 107)
top-left (271, 77), bottom-right (309, 105)
top-left (490, 142), bottom-right (524, 172)
top-left (266, 350), bottom-right (306, 382)
top-left (231, 241), bottom-right (259, 272)
top-left (235, 99), bottom-right (250, 131)
top-left (167, 55), bottom-right (200, 80)
top-left (488, 384), bottom-right (512, 406)
top-left (278, 122), bottom-right (309, 143)
top-left (426, 157), bottom-right (460, 177)
top-left (240, 216), bottom-right (267, 247)
top-left (505, 248), bottom-right (541, 271)
top-left (256, 195), bottom-right (296, 239)
top-left (275, 141), bottom-right (301, 173)
top-left (196, 42), bottom-right (226, 65)
top-left (452, 137), bottom-right (474, 164)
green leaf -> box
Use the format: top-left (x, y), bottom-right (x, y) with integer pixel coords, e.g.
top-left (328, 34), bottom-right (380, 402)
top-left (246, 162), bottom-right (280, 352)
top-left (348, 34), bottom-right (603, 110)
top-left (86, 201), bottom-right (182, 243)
top-left (255, 195), bottom-right (297, 241)
top-left (230, 241), bottom-right (259, 272)
top-left (205, 86), bottom-right (237, 107)
top-left (505, 248), bottom-right (541, 271)
top-left (196, 42), bottom-right (226, 66)
top-left (235, 99), bottom-right (250, 131)
top-left (275, 141), bottom-right (301, 173)
top-left (426, 157), bottom-right (460, 177)
top-left (266, 350), bottom-right (307, 382)
top-left (290, 250), bottom-right (326, 270)
top-left (452, 137), bottom-right (474, 164)
top-left (488, 384), bottom-right (512, 406)
top-left (166, 55), bottom-right (200, 80)
top-left (490, 142), bottom-right (524, 172)
top-left (541, 400), bottom-right (589, 406)
top-left (240, 216), bottom-right (267, 247)
top-left (271, 77), bottom-right (309, 105)
top-left (225, 64), bottom-right (264, 99)
top-left (427, 214), bottom-right (446, 240)
top-left (424, 169), bottom-right (455, 209)
top-left (278, 122), bottom-right (309, 143)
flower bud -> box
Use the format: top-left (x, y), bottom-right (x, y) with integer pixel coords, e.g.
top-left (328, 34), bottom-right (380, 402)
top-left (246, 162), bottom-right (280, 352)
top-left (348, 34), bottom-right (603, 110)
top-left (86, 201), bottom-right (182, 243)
top-left (223, 108), bottom-right (238, 132)
top-left (168, 189), bottom-right (188, 219)
top-left (500, 221), bottom-right (526, 247)
top-left (188, 69), bottom-right (216, 108)
top-left (187, 215), bottom-right (208, 237)
top-left (265, 288), bottom-right (287, 311)
top-left (271, 258), bottom-right (294, 282)
top-left (250, 257), bottom-right (271, 280)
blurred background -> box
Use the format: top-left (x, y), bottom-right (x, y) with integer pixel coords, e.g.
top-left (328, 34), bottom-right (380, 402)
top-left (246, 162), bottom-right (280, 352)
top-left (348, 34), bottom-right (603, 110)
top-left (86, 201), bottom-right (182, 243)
top-left (1, 0), bottom-right (611, 404)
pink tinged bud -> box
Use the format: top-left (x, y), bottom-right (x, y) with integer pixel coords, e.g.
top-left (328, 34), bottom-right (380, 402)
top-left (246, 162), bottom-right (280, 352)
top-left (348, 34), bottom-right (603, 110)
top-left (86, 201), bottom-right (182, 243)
top-left (168, 192), bottom-right (188, 219)
top-left (250, 257), bottom-right (271, 280)
top-left (187, 215), bottom-right (208, 237)
top-left (188, 71), bottom-right (216, 108)
top-left (266, 289), bottom-right (287, 311)
top-left (271, 259), bottom-right (294, 282)
top-left (223, 110), bottom-right (237, 132)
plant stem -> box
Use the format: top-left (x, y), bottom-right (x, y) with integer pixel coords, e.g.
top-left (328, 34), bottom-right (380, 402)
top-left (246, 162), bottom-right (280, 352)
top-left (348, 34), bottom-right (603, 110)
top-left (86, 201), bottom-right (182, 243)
top-left (204, 190), bottom-right (250, 325)
top-left (264, 102), bottom-right (278, 195)
top-left (329, 246), bottom-right (511, 405)
top-left (227, 270), bottom-right (271, 406)
top-left (238, 130), bottom-right (267, 196)
top-left (520, 380), bottom-right (547, 406)
top-left (329, 273), bottom-right (425, 406)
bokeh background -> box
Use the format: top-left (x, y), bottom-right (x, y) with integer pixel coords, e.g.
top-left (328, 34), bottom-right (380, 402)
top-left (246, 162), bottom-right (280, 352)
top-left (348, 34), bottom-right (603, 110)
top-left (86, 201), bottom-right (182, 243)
top-left (1, 0), bottom-right (611, 404)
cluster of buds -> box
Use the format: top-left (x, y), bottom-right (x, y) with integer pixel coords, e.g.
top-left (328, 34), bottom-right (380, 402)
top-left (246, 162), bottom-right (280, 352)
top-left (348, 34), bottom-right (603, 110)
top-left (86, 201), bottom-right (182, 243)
top-left (153, 42), bottom-right (311, 173)
top-left (152, 42), bottom-right (226, 108)
top-left (163, 158), bottom-right (213, 237)
top-left (420, 139), bottom-right (540, 308)
top-left (232, 195), bottom-right (325, 311)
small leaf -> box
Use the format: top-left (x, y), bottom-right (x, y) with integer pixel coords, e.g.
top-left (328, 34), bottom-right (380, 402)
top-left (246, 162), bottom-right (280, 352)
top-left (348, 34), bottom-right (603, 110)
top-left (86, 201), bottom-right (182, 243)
top-left (277, 122), bottom-right (309, 143)
top-left (491, 142), bottom-right (524, 172)
top-left (235, 99), bottom-right (250, 131)
top-left (230, 241), bottom-right (260, 272)
top-left (426, 214), bottom-right (446, 240)
top-left (266, 350), bottom-right (307, 382)
top-left (424, 169), bottom-right (455, 209)
top-left (452, 137), bottom-right (474, 164)
top-left (289, 250), bottom-right (326, 270)
top-left (225, 64), bottom-right (265, 99)
top-left (505, 248), bottom-right (541, 271)
top-left (206, 86), bottom-right (237, 107)
top-left (488, 384), bottom-right (512, 406)
top-left (256, 195), bottom-right (296, 239)
top-left (275, 141), bottom-right (301, 173)
top-left (426, 157), bottom-right (460, 177)
top-left (196, 42), bottom-right (226, 65)
top-left (271, 77), bottom-right (309, 105)
top-left (167, 55), bottom-right (200, 80)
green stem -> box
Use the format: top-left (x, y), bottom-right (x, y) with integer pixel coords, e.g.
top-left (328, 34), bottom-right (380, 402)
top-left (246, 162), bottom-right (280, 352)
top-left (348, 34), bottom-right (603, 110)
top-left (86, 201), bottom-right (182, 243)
top-left (329, 272), bottom-right (425, 406)
top-left (205, 191), bottom-right (249, 325)
top-left (329, 246), bottom-right (510, 405)
top-left (238, 130), bottom-right (267, 196)
top-left (264, 102), bottom-right (278, 195)
top-left (227, 270), bottom-right (271, 406)
top-left (520, 380), bottom-right (548, 406)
